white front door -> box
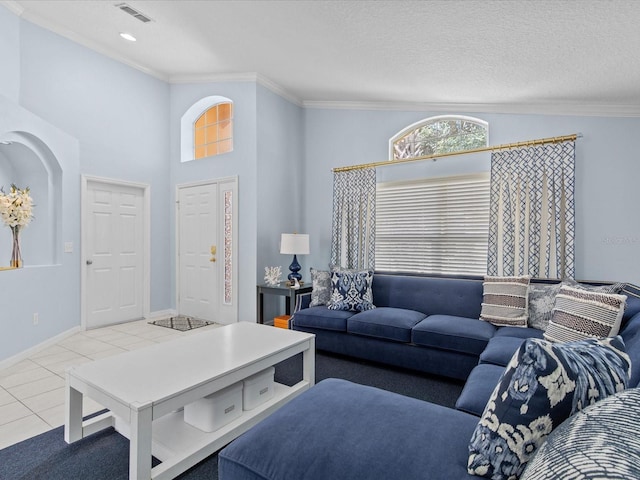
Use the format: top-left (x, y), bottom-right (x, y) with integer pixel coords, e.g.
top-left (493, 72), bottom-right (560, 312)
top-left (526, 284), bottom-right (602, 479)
top-left (85, 180), bottom-right (146, 328)
top-left (177, 178), bottom-right (237, 324)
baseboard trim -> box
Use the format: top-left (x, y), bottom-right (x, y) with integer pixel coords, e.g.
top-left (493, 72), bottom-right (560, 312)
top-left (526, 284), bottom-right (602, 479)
top-left (0, 326), bottom-right (82, 371)
top-left (145, 309), bottom-right (177, 321)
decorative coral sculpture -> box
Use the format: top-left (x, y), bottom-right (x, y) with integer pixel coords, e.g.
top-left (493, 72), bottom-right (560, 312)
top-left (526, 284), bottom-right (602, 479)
top-left (264, 266), bottom-right (282, 286)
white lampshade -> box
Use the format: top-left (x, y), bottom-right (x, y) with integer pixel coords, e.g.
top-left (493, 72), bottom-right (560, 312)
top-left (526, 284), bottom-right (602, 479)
top-left (280, 233), bottom-right (310, 255)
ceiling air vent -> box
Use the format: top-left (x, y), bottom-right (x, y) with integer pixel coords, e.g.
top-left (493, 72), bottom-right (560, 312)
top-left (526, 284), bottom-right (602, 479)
top-left (114, 3), bottom-right (153, 23)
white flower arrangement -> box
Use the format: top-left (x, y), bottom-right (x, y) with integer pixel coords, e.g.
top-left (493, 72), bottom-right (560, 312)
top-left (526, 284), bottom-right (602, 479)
top-left (0, 184), bottom-right (34, 228)
top-left (264, 266), bottom-right (282, 286)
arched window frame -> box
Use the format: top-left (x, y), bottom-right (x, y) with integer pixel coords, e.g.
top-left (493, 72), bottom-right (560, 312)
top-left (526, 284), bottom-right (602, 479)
top-left (388, 115), bottom-right (488, 161)
top-left (180, 95), bottom-right (233, 163)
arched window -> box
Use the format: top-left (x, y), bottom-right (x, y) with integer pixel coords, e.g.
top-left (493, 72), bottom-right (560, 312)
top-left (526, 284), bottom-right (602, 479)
top-left (377, 115), bottom-right (490, 275)
top-left (389, 115), bottom-right (488, 160)
top-left (181, 96), bottom-right (233, 162)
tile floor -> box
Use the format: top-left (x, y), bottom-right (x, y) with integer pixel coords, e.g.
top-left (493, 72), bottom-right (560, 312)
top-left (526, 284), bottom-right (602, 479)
top-left (0, 318), bottom-right (220, 450)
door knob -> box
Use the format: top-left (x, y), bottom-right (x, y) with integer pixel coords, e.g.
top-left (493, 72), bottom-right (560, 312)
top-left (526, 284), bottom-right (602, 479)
top-left (210, 256), bottom-right (216, 263)
top-left (86, 260), bottom-right (93, 265)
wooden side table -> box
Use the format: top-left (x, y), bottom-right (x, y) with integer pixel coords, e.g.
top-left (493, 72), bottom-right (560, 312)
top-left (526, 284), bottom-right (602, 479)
top-left (257, 283), bottom-right (313, 324)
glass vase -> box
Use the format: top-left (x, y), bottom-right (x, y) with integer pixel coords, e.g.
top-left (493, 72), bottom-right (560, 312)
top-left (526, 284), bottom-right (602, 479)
top-left (10, 226), bottom-right (22, 268)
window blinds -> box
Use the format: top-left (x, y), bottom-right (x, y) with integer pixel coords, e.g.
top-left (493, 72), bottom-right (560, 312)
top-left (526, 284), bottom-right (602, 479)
top-left (375, 173), bottom-right (490, 276)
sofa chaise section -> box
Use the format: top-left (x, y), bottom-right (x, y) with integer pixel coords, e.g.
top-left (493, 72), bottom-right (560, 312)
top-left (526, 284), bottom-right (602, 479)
top-left (218, 378), bottom-right (482, 480)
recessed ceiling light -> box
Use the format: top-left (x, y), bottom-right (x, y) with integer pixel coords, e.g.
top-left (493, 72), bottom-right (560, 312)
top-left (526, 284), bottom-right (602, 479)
top-left (119, 32), bottom-right (137, 42)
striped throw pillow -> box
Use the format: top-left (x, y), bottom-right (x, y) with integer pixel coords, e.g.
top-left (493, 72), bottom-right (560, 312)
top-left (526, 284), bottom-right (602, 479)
top-left (544, 285), bottom-right (627, 343)
top-left (480, 275), bottom-right (531, 327)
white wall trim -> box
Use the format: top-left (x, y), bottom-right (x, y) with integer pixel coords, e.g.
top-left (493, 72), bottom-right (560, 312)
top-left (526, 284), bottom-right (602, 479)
top-left (145, 309), bottom-right (177, 321)
top-left (0, 326), bottom-right (81, 371)
top-left (301, 100), bottom-right (640, 117)
top-left (80, 175), bottom-right (151, 330)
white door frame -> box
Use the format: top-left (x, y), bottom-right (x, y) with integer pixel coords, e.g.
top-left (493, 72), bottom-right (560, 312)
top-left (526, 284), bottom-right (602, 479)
top-left (80, 175), bottom-right (151, 330)
top-left (175, 176), bottom-right (238, 323)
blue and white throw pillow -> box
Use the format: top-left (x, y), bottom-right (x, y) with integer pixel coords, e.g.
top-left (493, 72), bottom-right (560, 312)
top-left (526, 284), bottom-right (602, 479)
top-left (327, 269), bottom-right (375, 312)
top-left (521, 388), bottom-right (640, 480)
top-left (468, 336), bottom-right (630, 480)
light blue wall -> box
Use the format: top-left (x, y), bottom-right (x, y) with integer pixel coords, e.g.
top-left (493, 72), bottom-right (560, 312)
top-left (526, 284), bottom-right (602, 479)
top-left (0, 5), bottom-right (20, 102)
top-left (256, 85), bottom-right (304, 320)
top-left (17, 20), bottom-right (172, 315)
top-left (303, 108), bottom-right (640, 286)
top-left (0, 10), bottom-right (172, 362)
top-left (0, 94), bottom-right (79, 361)
top-left (169, 81), bottom-right (259, 322)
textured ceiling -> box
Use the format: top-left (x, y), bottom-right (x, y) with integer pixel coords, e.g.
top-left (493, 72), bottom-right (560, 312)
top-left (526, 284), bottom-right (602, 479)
top-left (5, 0), bottom-right (640, 113)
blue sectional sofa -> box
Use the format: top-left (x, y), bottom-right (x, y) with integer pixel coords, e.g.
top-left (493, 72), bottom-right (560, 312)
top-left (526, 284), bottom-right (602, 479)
top-left (291, 274), bottom-right (493, 380)
top-left (218, 274), bottom-right (640, 480)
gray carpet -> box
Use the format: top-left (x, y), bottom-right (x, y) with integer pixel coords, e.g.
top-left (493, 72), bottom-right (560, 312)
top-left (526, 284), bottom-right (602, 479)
top-left (0, 352), bottom-right (464, 479)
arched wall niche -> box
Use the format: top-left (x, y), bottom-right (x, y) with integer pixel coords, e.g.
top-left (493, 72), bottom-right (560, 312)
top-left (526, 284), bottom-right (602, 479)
top-left (0, 131), bottom-right (62, 266)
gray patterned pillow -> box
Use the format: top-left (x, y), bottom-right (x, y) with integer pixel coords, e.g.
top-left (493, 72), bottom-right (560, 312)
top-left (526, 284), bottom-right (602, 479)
top-left (563, 278), bottom-right (625, 294)
top-left (309, 268), bottom-right (331, 307)
top-left (521, 388), bottom-right (640, 480)
top-left (527, 283), bottom-right (562, 331)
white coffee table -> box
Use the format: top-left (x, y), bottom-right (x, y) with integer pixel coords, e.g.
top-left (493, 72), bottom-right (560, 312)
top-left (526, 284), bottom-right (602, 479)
top-left (65, 322), bottom-right (315, 480)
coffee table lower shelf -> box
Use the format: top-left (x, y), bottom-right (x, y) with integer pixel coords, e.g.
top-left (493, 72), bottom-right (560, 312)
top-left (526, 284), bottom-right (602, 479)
top-left (85, 381), bottom-right (310, 480)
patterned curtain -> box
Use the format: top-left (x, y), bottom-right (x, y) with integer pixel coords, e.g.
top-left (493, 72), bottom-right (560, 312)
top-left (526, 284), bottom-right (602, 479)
top-left (487, 141), bottom-right (575, 279)
top-left (331, 168), bottom-right (376, 270)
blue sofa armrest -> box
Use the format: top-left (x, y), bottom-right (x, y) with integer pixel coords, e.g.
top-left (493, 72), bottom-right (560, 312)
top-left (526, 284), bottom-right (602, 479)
top-left (294, 292), bottom-right (312, 312)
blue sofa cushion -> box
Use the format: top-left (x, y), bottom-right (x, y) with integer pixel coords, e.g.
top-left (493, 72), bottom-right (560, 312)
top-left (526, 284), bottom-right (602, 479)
top-left (371, 274), bottom-right (484, 318)
top-left (480, 336), bottom-right (531, 366)
top-left (218, 378), bottom-right (481, 480)
top-left (493, 326), bottom-right (544, 339)
top-left (468, 336), bottom-right (631, 480)
top-left (455, 363), bottom-right (505, 417)
top-left (521, 388), bottom-right (640, 480)
top-left (347, 307), bottom-right (427, 343)
top-left (328, 269), bottom-right (375, 312)
top-left (412, 315), bottom-right (496, 355)
top-left (292, 306), bottom-right (354, 332)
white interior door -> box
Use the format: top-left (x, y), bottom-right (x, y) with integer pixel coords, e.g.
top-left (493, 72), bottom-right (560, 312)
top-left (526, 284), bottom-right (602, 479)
top-left (85, 180), bottom-right (145, 328)
top-left (177, 178), bottom-right (237, 324)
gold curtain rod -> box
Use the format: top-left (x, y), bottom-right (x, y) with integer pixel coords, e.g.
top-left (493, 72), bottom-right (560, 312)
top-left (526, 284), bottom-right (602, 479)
top-left (332, 133), bottom-right (580, 173)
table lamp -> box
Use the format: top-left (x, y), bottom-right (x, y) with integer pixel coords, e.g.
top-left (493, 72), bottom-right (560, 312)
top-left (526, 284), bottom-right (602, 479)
top-left (280, 233), bottom-right (310, 285)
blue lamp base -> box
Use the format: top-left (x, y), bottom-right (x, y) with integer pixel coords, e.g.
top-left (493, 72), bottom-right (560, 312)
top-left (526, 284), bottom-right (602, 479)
top-left (287, 254), bottom-right (302, 282)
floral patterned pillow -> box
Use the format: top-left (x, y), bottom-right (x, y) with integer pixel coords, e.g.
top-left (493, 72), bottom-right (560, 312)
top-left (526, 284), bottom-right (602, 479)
top-left (309, 268), bottom-right (331, 307)
top-left (468, 336), bottom-right (630, 480)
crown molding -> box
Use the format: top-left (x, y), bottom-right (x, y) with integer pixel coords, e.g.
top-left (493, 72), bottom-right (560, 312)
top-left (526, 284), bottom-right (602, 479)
top-left (170, 72), bottom-right (302, 106)
top-left (0, 0), bottom-right (23, 15)
top-left (255, 74), bottom-right (302, 106)
top-left (169, 72), bottom-right (259, 84)
top-left (302, 100), bottom-right (640, 117)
